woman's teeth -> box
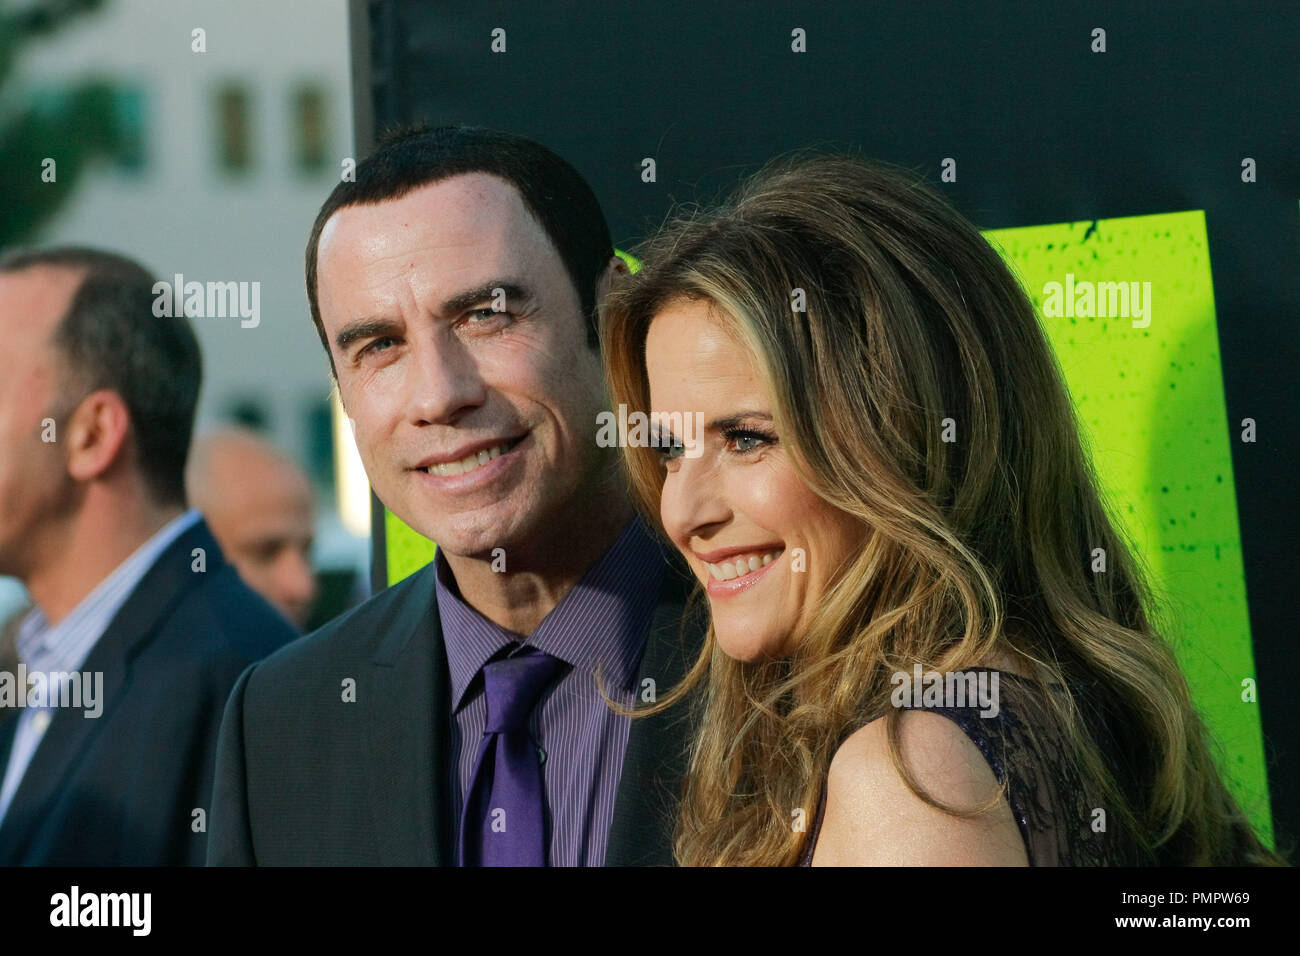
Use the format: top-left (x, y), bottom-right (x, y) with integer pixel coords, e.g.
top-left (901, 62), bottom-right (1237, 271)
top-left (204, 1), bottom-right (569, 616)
top-left (706, 550), bottom-right (782, 581)
top-left (426, 438), bottom-right (518, 477)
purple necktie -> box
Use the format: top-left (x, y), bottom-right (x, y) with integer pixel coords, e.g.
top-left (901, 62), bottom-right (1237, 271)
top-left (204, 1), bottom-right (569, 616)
top-left (458, 646), bottom-right (564, 866)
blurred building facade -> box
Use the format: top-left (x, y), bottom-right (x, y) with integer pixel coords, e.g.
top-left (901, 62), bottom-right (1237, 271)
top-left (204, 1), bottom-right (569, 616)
top-left (1, 0), bottom-right (368, 625)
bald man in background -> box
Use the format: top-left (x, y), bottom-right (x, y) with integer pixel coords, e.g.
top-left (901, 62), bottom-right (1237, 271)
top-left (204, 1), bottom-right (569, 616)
top-left (187, 428), bottom-right (319, 631)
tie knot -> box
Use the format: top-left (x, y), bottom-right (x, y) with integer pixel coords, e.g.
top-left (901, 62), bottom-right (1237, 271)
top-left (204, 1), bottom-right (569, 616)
top-left (482, 648), bottom-right (563, 734)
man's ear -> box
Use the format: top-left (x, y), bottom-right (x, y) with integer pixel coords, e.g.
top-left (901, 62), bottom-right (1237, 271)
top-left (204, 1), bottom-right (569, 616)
top-left (64, 389), bottom-right (131, 484)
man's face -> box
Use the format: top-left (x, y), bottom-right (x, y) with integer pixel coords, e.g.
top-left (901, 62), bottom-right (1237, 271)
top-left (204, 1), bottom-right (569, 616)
top-left (315, 174), bottom-right (610, 561)
top-left (0, 267), bottom-right (82, 579)
top-left (198, 444), bottom-right (318, 629)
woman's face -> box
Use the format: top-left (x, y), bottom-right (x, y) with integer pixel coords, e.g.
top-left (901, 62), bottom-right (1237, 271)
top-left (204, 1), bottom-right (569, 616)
top-left (644, 299), bottom-right (869, 662)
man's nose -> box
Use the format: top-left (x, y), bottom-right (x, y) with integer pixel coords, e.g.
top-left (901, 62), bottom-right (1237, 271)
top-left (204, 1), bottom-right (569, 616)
top-left (403, 335), bottom-right (487, 425)
top-left (282, 549), bottom-right (318, 601)
top-left (269, 546), bottom-right (317, 619)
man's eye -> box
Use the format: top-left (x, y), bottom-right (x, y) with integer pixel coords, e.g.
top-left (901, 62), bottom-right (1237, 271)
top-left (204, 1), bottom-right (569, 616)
top-left (359, 336), bottom-right (398, 357)
top-left (466, 308), bottom-right (507, 323)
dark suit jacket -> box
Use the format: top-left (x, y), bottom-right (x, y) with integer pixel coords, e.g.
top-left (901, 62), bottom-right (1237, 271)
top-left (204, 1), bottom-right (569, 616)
top-left (0, 519), bottom-right (296, 865)
top-left (208, 547), bottom-right (706, 865)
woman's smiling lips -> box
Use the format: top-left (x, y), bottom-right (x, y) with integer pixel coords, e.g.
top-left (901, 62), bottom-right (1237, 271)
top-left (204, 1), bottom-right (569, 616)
top-left (692, 544), bottom-right (785, 598)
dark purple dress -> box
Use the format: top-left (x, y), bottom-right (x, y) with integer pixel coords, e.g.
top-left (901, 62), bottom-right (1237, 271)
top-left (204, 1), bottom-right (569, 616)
top-left (797, 668), bottom-right (1145, 866)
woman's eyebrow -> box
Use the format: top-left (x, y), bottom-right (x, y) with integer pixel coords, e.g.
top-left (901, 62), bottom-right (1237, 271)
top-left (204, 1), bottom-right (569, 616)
top-left (705, 411), bottom-right (773, 431)
top-left (648, 421), bottom-right (681, 444)
top-left (648, 410), bottom-right (774, 444)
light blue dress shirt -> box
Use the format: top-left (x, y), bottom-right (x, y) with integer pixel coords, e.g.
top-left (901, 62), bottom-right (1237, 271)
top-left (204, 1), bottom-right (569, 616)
top-left (0, 509), bottom-right (201, 826)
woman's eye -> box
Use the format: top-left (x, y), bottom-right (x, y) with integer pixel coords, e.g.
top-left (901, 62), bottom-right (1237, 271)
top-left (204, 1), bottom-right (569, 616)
top-left (726, 429), bottom-right (774, 454)
top-left (649, 424), bottom-right (684, 469)
top-left (656, 440), bottom-right (686, 467)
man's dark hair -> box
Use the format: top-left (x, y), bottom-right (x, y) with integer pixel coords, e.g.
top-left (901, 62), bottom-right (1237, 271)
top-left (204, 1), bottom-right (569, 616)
top-left (0, 246), bottom-right (202, 507)
top-left (305, 124), bottom-right (613, 366)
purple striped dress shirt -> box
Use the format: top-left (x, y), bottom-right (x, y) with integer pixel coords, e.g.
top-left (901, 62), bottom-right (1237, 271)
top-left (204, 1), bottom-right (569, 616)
top-left (436, 514), bottom-right (669, 866)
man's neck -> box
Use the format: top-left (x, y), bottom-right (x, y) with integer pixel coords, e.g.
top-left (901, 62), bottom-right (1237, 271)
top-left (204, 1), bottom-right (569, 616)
top-left (441, 484), bottom-right (637, 637)
top-left (26, 497), bottom-right (185, 628)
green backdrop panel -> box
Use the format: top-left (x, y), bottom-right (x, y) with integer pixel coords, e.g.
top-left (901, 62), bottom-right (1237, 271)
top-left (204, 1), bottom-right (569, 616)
top-left (986, 210), bottom-right (1269, 843)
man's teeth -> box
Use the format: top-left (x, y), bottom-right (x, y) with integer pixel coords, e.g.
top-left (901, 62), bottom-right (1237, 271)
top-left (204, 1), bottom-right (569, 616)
top-left (706, 550), bottom-right (782, 581)
top-left (427, 440), bottom-right (515, 477)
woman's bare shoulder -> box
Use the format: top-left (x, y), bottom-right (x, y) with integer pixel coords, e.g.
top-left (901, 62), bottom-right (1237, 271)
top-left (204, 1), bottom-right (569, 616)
top-left (811, 709), bottom-right (1029, 866)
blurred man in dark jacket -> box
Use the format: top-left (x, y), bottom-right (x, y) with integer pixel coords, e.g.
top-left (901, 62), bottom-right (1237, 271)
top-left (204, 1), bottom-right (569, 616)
top-left (0, 247), bottom-right (295, 865)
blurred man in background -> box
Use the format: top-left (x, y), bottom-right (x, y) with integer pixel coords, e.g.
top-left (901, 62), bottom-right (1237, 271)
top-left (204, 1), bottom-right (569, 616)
top-left (187, 427), bottom-right (319, 631)
top-left (0, 246), bottom-right (295, 865)
top-left (0, 604), bottom-right (24, 677)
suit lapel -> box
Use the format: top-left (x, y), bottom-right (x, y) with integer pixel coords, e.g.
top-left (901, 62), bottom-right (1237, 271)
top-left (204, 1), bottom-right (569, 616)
top-left (363, 562), bottom-right (451, 864)
top-left (0, 710), bottom-right (17, 773)
top-left (604, 554), bottom-right (707, 866)
top-left (0, 520), bottom-right (218, 863)
top-left (0, 708), bottom-right (22, 852)
top-left (356, 547), bottom-right (705, 867)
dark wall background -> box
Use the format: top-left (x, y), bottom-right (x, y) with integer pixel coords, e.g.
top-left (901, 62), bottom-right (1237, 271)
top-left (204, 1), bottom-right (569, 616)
top-left (353, 0), bottom-right (1300, 851)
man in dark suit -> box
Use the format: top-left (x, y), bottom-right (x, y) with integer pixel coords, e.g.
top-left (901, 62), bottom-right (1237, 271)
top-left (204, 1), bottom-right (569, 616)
top-left (209, 126), bottom-right (706, 865)
top-left (0, 247), bottom-right (296, 865)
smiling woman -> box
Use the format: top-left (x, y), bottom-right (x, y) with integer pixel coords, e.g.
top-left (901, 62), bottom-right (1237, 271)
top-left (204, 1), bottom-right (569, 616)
top-left (599, 152), bottom-right (1284, 867)
top-left (642, 296), bottom-right (869, 663)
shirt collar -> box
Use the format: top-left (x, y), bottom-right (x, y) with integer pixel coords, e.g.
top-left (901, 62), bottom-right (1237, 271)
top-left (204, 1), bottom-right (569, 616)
top-left (17, 509), bottom-right (202, 675)
top-left (436, 513), bottom-right (669, 711)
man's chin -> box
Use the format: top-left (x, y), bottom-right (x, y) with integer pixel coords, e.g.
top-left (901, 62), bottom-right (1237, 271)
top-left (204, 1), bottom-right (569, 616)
top-left (397, 509), bottom-right (528, 561)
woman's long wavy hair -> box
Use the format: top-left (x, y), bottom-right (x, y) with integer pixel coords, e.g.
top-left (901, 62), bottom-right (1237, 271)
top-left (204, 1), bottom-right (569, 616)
top-left (600, 152), bottom-right (1284, 867)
